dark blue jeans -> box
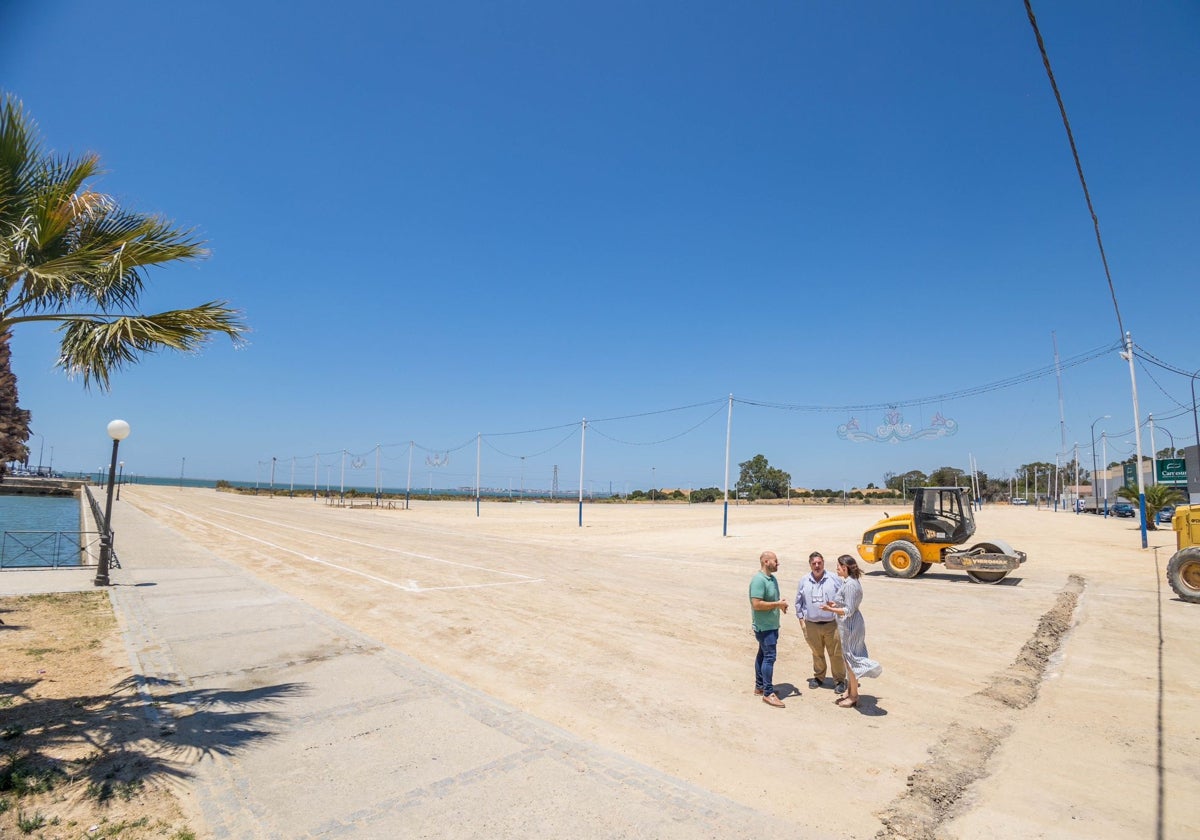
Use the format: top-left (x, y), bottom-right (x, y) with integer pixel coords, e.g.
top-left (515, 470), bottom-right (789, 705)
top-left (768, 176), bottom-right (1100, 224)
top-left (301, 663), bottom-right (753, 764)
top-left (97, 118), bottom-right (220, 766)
top-left (754, 628), bottom-right (779, 697)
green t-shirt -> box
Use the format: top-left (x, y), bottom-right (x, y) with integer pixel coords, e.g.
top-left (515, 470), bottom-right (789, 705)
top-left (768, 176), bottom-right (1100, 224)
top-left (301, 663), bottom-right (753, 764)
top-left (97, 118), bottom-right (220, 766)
top-left (749, 571), bottom-right (781, 631)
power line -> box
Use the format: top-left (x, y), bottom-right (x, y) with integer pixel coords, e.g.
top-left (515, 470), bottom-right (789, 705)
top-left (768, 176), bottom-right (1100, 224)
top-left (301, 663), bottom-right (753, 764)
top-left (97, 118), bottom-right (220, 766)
top-left (1024, 0), bottom-right (1126, 342)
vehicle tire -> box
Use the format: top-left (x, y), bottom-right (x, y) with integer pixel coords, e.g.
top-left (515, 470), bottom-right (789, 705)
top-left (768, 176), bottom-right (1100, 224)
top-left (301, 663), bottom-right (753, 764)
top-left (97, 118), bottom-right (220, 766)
top-left (965, 542), bottom-right (1010, 584)
top-left (882, 541), bottom-right (923, 579)
top-left (1167, 547), bottom-right (1200, 604)
top-left (915, 562), bottom-right (933, 577)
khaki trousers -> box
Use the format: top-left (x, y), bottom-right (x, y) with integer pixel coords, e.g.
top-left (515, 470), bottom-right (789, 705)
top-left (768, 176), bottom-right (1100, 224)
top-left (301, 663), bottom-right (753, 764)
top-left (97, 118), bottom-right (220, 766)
top-left (802, 619), bottom-right (845, 681)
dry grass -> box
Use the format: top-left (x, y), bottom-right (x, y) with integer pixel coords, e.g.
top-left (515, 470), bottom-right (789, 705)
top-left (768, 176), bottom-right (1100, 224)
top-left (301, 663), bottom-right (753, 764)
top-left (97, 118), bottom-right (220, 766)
top-left (0, 591), bottom-right (198, 839)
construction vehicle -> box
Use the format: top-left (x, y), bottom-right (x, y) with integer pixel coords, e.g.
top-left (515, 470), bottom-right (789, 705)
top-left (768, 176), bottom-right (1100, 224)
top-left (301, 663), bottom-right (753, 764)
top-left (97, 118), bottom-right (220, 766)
top-left (857, 486), bottom-right (1026, 584)
top-left (1166, 504), bottom-right (1200, 603)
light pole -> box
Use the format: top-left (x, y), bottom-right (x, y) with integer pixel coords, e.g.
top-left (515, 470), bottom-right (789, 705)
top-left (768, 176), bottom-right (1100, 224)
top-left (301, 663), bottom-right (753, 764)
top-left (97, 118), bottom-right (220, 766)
top-left (651, 466), bottom-right (656, 504)
top-left (1191, 368), bottom-right (1200, 498)
top-left (1090, 414), bottom-right (1110, 512)
top-left (95, 419), bottom-right (130, 587)
top-left (116, 461), bottom-right (125, 500)
top-left (1102, 431), bottom-right (1109, 516)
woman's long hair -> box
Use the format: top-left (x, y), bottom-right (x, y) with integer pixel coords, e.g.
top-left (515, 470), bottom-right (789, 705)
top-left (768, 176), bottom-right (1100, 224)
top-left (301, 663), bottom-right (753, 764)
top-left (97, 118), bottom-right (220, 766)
top-left (837, 554), bottom-right (862, 579)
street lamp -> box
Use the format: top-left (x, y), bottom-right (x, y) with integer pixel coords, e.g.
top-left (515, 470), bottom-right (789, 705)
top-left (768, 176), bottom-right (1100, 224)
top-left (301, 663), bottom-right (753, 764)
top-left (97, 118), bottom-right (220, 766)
top-left (1102, 431), bottom-right (1110, 516)
top-left (652, 466), bottom-right (656, 504)
top-left (1090, 414), bottom-right (1110, 512)
top-left (95, 419), bottom-right (130, 587)
top-left (116, 461), bottom-right (125, 500)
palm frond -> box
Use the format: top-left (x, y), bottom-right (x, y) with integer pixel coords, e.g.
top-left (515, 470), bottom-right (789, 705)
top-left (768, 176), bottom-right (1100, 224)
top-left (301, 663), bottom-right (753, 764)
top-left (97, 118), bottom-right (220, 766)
top-left (56, 303), bottom-right (248, 390)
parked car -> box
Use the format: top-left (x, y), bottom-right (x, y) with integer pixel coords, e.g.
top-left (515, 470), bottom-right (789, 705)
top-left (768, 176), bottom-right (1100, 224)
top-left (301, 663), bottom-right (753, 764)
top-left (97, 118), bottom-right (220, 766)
top-left (1011, 498), bottom-right (1029, 506)
top-left (1157, 505), bottom-right (1176, 525)
top-left (1112, 502), bottom-right (1136, 518)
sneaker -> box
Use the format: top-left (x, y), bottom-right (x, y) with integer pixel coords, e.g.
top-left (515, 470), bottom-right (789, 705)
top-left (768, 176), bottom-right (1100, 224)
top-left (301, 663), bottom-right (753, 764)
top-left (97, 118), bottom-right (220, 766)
top-left (762, 694), bottom-right (786, 708)
top-left (807, 677), bottom-right (823, 689)
top-left (754, 687), bottom-right (764, 696)
top-left (834, 681), bottom-right (847, 694)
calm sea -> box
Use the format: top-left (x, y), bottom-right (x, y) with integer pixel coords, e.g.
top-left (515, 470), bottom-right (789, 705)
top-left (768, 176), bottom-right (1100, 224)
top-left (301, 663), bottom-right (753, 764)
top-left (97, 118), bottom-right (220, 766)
top-left (0, 494), bottom-right (83, 567)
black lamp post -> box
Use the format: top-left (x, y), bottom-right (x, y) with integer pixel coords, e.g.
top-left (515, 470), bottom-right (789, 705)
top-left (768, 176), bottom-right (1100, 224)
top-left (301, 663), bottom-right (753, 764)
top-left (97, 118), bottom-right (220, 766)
top-left (116, 461), bottom-right (125, 500)
top-left (94, 419), bottom-right (131, 587)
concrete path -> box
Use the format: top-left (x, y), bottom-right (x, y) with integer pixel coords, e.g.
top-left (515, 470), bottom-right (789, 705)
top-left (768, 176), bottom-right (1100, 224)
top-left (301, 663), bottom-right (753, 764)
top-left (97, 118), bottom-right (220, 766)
top-left (48, 502), bottom-right (810, 839)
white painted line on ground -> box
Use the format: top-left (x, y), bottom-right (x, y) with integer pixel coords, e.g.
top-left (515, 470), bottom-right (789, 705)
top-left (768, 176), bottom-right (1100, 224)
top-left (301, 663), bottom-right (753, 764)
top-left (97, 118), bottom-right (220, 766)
top-left (212, 506), bottom-right (540, 580)
top-left (621, 553), bottom-right (744, 571)
top-left (157, 504), bottom-right (544, 593)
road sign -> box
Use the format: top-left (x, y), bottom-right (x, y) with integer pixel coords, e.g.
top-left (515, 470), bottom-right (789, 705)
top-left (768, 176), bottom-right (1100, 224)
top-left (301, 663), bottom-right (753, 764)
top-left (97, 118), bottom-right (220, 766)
top-left (1157, 458), bottom-right (1188, 486)
top-left (1123, 462), bottom-right (1137, 487)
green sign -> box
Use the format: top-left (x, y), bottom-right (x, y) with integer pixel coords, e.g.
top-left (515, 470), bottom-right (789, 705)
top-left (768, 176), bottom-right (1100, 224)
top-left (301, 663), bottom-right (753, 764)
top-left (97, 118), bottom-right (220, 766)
top-left (1157, 458), bottom-right (1188, 486)
top-left (1124, 462), bottom-right (1137, 487)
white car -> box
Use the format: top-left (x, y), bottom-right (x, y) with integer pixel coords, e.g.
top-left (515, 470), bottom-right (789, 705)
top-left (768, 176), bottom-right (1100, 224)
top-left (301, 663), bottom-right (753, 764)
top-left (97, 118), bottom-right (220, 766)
top-left (1011, 498), bottom-right (1029, 506)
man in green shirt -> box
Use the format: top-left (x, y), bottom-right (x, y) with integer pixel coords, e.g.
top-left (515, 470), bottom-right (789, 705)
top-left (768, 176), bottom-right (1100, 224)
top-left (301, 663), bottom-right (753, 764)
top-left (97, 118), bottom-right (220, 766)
top-left (749, 550), bottom-right (789, 708)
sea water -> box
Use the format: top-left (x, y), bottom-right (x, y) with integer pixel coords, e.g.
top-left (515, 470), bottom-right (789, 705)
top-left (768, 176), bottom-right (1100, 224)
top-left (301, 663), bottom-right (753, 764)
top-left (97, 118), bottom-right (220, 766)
top-left (0, 494), bottom-right (82, 567)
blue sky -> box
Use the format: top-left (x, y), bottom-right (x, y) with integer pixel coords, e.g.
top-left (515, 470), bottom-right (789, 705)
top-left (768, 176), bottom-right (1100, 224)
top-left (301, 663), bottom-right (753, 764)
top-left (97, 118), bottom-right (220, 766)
top-left (3, 1), bottom-right (1198, 493)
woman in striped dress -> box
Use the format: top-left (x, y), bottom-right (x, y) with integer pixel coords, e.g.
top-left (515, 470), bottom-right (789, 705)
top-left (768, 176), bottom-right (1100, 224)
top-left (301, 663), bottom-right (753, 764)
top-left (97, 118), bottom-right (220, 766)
top-left (822, 554), bottom-right (882, 708)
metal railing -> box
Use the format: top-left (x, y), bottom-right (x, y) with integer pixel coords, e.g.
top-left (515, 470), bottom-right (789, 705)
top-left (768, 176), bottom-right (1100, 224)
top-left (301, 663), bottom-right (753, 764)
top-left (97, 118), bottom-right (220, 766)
top-left (1, 530), bottom-right (104, 569)
top-left (0, 485), bottom-right (121, 570)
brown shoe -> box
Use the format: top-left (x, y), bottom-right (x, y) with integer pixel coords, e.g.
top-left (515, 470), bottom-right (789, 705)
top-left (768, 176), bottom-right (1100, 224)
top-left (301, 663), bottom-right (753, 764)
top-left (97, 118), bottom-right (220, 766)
top-left (754, 687), bottom-right (764, 696)
top-left (762, 694), bottom-right (785, 708)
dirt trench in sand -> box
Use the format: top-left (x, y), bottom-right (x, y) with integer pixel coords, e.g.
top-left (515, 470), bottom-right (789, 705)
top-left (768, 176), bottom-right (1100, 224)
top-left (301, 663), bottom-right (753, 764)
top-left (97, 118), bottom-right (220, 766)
top-left (875, 574), bottom-right (1086, 839)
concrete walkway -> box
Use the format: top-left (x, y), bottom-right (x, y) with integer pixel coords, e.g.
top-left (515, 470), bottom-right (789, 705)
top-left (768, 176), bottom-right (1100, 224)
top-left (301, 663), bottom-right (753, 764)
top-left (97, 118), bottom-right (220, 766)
top-left (14, 502), bottom-right (810, 839)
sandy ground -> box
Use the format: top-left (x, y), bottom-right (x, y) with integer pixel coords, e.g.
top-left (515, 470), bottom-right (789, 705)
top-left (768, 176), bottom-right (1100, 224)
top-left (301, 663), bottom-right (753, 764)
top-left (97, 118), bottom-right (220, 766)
top-left (112, 487), bottom-right (1198, 839)
top-left (0, 590), bottom-right (199, 839)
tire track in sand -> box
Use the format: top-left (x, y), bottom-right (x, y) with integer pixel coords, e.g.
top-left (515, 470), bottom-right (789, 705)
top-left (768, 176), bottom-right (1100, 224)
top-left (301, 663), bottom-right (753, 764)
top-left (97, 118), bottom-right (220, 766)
top-left (876, 573), bottom-right (1086, 839)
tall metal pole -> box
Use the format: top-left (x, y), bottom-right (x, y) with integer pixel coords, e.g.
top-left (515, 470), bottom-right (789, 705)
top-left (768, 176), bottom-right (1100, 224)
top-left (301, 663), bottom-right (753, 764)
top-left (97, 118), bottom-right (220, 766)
top-left (578, 418), bottom-right (586, 527)
top-left (1191, 369), bottom-right (1200, 502)
top-left (290, 456), bottom-right (295, 496)
top-left (269, 456), bottom-right (276, 497)
top-left (1148, 414), bottom-right (1157, 487)
top-left (340, 449), bottom-right (346, 500)
top-left (1122, 333), bottom-right (1148, 546)
top-left (116, 461), bottom-right (125, 500)
top-left (475, 432), bottom-right (481, 518)
top-left (1080, 444), bottom-right (1089, 516)
top-left (722, 394), bottom-right (733, 537)
top-left (179, 456), bottom-right (185, 492)
top-left (406, 441), bottom-right (413, 510)
top-left (1090, 415), bottom-right (1109, 512)
top-left (1102, 432), bottom-right (1109, 516)
top-left (313, 453), bottom-right (319, 501)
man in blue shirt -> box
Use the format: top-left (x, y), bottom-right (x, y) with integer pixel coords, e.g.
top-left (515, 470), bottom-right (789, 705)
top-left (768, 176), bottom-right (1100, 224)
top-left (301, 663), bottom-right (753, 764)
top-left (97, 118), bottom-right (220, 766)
top-left (795, 551), bottom-right (846, 694)
top-left (749, 550), bottom-right (789, 708)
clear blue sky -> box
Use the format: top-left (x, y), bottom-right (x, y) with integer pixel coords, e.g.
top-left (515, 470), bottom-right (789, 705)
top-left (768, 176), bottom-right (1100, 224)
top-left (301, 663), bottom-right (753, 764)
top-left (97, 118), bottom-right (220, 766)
top-left (3, 1), bottom-right (1198, 493)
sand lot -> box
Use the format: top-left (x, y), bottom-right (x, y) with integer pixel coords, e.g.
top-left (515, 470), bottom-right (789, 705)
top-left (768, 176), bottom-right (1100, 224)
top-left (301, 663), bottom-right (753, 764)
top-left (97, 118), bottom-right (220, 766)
top-left (118, 486), bottom-right (1198, 838)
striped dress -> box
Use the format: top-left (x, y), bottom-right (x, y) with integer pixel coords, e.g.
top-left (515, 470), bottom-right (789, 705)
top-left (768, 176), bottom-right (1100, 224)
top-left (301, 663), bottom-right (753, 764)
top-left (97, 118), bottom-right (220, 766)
top-left (834, 577), bottom-right (882, 679)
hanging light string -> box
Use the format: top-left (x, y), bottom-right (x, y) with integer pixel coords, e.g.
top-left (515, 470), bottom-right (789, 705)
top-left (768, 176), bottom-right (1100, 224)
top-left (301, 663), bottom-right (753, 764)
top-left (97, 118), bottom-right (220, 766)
top-left (482, 426), bottom-right (579, 460)
top-left (737, 341), bottom-right (1117, 413)
top-left (588, 401), bottom-right (727, 446)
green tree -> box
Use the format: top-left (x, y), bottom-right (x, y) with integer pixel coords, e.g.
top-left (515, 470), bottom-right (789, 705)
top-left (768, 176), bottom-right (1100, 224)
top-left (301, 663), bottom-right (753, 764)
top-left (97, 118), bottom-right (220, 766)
top-left (736, 454), bottom-right (790, 501)
top-left (1116, 483), bottom-right (1184, 531)
top-left (0, 93), bottom-right (246, 400)
top-left (884, 469), bottom-right (927, 494)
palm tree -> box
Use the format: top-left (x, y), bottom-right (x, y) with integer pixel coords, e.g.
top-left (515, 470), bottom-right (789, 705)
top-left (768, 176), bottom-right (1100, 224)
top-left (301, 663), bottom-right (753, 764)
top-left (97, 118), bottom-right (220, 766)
top-left (1116, 483), bottom-right (1185, 530)
top-left (1, 93), bottom-right (246, 392)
